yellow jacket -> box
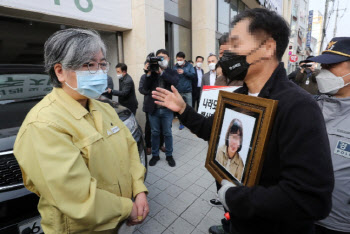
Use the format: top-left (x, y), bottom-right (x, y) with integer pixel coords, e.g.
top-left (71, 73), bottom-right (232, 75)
top-left (14, 88), bottom-right (147, 233)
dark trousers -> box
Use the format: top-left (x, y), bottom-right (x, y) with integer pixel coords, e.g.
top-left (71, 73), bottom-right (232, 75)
top-left (145, 113), bottom-right (164, 149)
top-left (192, 87), bottom-right (201, 111)
top-left (315, 225), bottom-right (349, 234)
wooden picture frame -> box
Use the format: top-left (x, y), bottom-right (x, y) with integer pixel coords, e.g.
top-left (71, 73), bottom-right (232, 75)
top-left (205, 91), bottom-right (278, 187)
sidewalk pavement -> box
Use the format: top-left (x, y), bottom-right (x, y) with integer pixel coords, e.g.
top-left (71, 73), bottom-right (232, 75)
top-left (134, 119), bottom-right (225, 234)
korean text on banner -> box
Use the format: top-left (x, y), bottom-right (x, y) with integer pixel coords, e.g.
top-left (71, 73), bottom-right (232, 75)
top-left (198, 86), bottom-right (239, 117)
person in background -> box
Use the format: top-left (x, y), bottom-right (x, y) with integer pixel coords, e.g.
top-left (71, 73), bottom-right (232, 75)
top-left (216, 63), bottom-right (223, 78)
top-left (193, 56), bottom-right (204, 110)
top-left (202, 53), bottom-right (218, 87)
top-left (294, 56), bottom-right (320, 95)
top-left (287, 62), bottom-right (300, 81)
top-left (174, 51), bottom-right (196, 130)
top-left (108, 63), bottom-right (138, 115)
top-left (13, 28), bottom-right (148, 234)
top-left (310, 37), bottom-right (350, 234)
top-left (139, 62), bottom-right (165, 155)
top-left (188, 60), bottom-right (194, 66)
top-left (152, 8), bottom-right (333, 234)
top-left (141, 49), bottom-right (179, 167)
top-left (101, 75), bottom-right (114, 99)
top-left (216, 34), bottom-right (244, 87)
top-left (219, 33), bottom-right (230, 59)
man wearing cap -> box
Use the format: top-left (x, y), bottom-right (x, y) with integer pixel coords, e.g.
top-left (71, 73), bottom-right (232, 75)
top-left (294, 56), bottom-right (320, 95)
top-left (309, 37), bottom-right (350, 234)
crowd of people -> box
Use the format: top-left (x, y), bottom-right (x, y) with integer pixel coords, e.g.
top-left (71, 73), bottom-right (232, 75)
top-left (12, 7), bottom-right (350, 234)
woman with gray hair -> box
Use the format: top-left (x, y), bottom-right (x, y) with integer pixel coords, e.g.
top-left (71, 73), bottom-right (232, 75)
top-left (13, 28), bottom-right (148, 233)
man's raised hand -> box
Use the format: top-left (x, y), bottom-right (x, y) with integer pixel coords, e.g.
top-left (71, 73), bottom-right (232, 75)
top-left (152, 85), bottom-right (186, 114)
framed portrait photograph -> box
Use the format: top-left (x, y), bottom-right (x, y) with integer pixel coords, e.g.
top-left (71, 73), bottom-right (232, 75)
top-left (205, 91), bottom-right (278, 187)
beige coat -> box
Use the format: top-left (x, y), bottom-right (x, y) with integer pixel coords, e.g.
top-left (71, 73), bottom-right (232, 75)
top-left (14, 88), bottom-right (147, 233)
top-left (216, 145), bottom-right (244, 181)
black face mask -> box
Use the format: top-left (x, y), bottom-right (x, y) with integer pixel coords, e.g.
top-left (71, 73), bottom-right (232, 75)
top-left (220, 40), bottom-right (266, 81)
top-left (220, 52), bottom-right (250, 81)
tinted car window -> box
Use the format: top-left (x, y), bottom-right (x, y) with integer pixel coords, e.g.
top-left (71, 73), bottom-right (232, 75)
top-left (0, 65), bottom-right (52, 144)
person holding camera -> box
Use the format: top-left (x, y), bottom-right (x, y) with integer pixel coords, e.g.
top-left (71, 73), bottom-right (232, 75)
top-left (294, 56), bottom-right (320, 95)
top-left (174, 51), bottom-right (196, 130)
top-left (140, 49), bottom-right (179, 167)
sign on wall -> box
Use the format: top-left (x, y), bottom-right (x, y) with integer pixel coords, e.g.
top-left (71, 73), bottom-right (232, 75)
top-left (198, 86), bottom-right (239, 117)
top-left (306, 10), bottom-right (314, 48)
top-left (0, 0), bottom-right (132, 29)
top-left (289, 55), bottom-right (298, 63)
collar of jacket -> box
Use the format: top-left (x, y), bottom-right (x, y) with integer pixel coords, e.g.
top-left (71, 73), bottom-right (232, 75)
top-left (237, 62), bottom-right (286, 98)
top-left (51, 88), bottom-right (98, 119)
top-left (120, 73), bottom-right (129, 81)
top-left (176, 61), bottom-right (189, 69)
top-left (317, 94), bottom-right (350, 113)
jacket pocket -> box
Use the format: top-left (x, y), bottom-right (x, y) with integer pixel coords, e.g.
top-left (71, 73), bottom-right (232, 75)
top-left (74, 133), bottom-right (103, 149)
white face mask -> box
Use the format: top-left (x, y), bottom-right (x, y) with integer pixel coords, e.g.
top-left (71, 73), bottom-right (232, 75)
top-left (208, 62), bottom-right (216, 71)
top-left (158, 59), bottom-right (169, 68)
top-left (316, 69), bottom-right (350, 95)
top-left (177, 60), bottom-right (184, 66)
top-left (196, 62), bottom-right (202, 68)
top-left (116, 74), bottom-right (123, 79)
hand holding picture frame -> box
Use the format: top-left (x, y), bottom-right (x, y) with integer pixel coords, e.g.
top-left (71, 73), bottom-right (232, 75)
top-left (205, 91), bottom-right (278, 187)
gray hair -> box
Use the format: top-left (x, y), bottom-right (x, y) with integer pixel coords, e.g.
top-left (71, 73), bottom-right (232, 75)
top-left (208, 53), bottom-right (218, 60)
top-left (44, 28), bottom-right (106, 88)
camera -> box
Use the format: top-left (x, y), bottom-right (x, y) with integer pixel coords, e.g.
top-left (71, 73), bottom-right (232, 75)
top-left (146, 53), bottom-right (164, 72)
top-left (300, 63), bottom-right (313, 68)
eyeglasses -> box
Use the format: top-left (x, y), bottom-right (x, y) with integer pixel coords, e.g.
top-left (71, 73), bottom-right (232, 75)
top-left (82, 61), bottom-right (110, 74)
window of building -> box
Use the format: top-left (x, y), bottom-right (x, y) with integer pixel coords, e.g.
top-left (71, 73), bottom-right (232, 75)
top-left (164, 0), bottom-right (191, 22)
top-left (173, 24), bottom-right (192, 63)
top-left (218, 0), bottom-right (230, 34)
top-left (164, 0), bottom-right (192, 64)
top-left (216, 0), bottom-right (248, 54)
top-left (0, 16), bottom-right (122, 79)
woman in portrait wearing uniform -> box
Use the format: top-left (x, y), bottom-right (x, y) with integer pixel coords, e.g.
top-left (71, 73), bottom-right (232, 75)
top-left (216, 118), bottom-right (245, 181)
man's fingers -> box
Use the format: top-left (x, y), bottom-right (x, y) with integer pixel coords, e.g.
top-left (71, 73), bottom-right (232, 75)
top-left (152, 94), bottom-right (164, 102)
top-left (152, 90), bottom-right (167, 99)
top-left (155, 87), bottom-right (169, 94)
top-left (171, 85), bottom-right (179, 95)
top-left (154, 101), bottom-right (166, 107)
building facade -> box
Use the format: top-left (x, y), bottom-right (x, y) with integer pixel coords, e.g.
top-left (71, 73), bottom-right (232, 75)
top-left (311, 10), bottom-right (324, 56)
top-left (0, 0), bottom-right (292, 126)
top-left (287, 0), bottom-right (310, 73)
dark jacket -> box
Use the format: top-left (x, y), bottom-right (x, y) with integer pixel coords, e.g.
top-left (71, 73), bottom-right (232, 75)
top-left (101, 75), bottom-right (114, 99)
top-left (139, 68), bottom-right (179, 114)
top-left (294, 69), bottom-right (320, 95)
top-left (287, 68), bottom-right (300, 82)
top-left (193, 67), bottom-right (204, 98)
top-left (173, 61), bottom-right (196, 93)
top-left (111, 73), bottom-right (138, 114)
top-left (178, 63), bottom-right (334, 234)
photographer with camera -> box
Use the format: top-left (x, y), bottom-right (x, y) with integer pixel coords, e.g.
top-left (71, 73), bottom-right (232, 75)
top-left (294, 56), bottom-right (320, 95)
top-left (140, 49), bottom-right (179, 167)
